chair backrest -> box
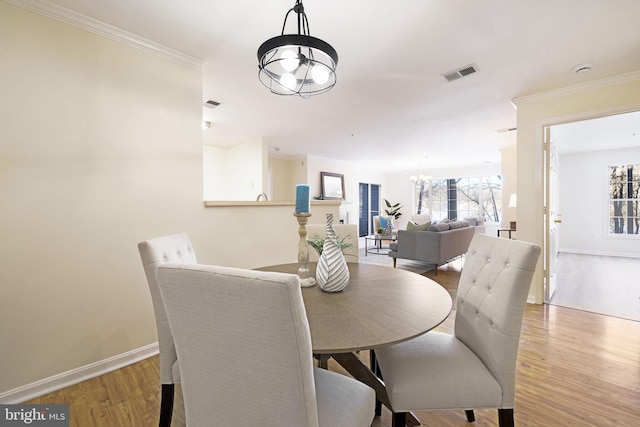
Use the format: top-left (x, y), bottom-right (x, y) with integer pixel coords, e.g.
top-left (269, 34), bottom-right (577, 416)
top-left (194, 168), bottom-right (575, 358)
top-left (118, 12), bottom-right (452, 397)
top-left (156, 263), bottom-right (319, 426)
top-left (454, 233), bottom-right (540, 407)
top-left (138, 233), bottom-right (197, 384)
top-left (307, 223), bottom-right (359, 263)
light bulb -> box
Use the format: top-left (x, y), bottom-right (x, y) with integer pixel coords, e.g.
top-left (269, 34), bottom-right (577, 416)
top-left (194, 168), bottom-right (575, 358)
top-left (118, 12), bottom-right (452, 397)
top-left (280, 73), bottom-right (297, 91)
top-left (312, 64), bottom-right (329, 84)
top-left (281, 50), bottom-right (299, 72)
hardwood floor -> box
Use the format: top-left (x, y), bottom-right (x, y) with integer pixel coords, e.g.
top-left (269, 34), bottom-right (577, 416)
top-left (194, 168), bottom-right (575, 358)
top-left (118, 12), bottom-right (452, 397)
top-left (550, 252), bottom-right (640, 322)
top-left (26, 263), bottom-right (640, 426)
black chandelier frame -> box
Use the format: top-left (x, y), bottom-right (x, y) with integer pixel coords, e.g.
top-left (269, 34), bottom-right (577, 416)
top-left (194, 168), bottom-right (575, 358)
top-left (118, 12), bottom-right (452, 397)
top-left (257, 0), bottom-right (338, 97)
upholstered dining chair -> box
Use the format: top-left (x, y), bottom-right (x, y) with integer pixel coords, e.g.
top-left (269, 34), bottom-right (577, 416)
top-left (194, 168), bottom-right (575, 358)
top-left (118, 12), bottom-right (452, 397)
top-left (156, 263), bottom-right (376, 427)
top-left (374, 233), bottom-right (541, 427)
top-left (138, 233), bottom-right (197, 427)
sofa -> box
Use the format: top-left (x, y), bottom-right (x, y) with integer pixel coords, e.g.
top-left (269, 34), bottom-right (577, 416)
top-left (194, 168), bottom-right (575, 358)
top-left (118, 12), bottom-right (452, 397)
top-left (388, 218), bottom-right (479, 274)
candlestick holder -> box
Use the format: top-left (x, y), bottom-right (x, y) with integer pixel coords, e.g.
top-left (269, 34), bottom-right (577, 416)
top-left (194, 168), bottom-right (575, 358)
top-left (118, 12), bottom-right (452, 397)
top-left (293, 212), bottom-right (316, 287)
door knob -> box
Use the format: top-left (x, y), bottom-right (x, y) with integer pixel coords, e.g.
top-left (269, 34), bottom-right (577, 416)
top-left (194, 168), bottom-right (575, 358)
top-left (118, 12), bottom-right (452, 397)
top-left (554, 219), bottom-right (562, 223)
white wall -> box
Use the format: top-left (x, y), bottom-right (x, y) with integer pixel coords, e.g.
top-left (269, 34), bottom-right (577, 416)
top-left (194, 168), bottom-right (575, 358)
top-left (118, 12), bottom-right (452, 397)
top-left (558, 147), bottom-right (640, 257)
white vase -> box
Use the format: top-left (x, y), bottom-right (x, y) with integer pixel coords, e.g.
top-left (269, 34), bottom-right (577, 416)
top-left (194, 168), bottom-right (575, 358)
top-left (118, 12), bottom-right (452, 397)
top-left (316, 213), bottom-right (350, 292)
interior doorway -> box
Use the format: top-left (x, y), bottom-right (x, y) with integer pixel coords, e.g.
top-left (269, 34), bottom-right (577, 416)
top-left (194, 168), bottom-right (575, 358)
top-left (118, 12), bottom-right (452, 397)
top-left (544, 110), bottom-right (640, 320)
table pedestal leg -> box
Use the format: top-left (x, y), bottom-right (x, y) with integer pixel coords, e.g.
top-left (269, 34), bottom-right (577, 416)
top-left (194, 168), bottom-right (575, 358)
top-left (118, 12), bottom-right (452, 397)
top-left (331, 352), bottom-right (420, 426)
top-left (314, 354), bottom-right (330, 369)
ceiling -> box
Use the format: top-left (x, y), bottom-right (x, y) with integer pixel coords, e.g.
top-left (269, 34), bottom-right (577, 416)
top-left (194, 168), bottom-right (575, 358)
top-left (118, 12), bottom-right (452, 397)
top-left (552, 110), bottom-right (640, 155)
top-left (22, 0), bottom-right (640, 172)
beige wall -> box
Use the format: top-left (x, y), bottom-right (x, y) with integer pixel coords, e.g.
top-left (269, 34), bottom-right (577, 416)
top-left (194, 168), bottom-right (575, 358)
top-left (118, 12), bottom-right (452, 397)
top-left (0, 3), bottom-right (336, 399)
top-left (203, 139), bottom-right (266, 200)
top-left (514, 72), bottom-right (640, 303)
top-left (268, 155), bottom-right (307, 202)
top-left (500, 145), bottom-right (517, 228)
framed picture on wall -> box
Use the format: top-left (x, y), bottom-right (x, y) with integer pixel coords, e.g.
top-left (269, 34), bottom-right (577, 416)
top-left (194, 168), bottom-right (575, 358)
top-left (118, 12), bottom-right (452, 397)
top-left (321, 172), bottom-right (345, 200)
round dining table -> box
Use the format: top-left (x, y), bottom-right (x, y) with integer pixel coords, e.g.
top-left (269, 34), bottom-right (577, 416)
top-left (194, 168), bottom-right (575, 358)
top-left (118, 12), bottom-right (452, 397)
top-left (257, 262), bottom-right (452, 426)
top-left (258, 262), bottom-right (452, 353)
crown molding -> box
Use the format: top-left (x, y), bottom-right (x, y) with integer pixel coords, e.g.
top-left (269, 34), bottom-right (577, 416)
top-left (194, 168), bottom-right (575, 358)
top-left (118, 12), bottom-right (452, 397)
top-left (512, 70), bottom-right (640, 106)
top-left (4, 0), bottom-right (203, 69)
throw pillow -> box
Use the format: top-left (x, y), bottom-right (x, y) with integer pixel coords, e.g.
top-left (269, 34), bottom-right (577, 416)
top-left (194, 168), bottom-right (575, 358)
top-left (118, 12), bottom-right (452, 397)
top-left (410, 214), bottom-right (431, 225)
top-left (379, 216), bottom-right (388, 229)
top-left (429, 223), bottom-right (450, 232)
top-left (418, 222), bottom-right (431, 231)
top-left (448, 220), bottom-right (469, 229)
top-left (407, 221), bottom-right (431, 231)
top-left (463, 216), bottom-right (477, 226)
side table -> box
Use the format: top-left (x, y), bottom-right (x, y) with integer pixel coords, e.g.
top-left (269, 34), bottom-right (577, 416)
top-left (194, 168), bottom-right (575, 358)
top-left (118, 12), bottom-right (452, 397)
top-left (497, 228), bottom-right (516, 239)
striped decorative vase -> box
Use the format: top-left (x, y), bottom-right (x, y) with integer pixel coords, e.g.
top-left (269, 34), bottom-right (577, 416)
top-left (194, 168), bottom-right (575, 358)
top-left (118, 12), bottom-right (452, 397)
top-left (316, 213), bottom-right (350, 292)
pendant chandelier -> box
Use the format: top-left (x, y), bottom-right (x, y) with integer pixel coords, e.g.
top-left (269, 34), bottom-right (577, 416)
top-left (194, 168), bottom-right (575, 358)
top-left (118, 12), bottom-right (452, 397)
top-left (257, 0), bottom-right (338, 98)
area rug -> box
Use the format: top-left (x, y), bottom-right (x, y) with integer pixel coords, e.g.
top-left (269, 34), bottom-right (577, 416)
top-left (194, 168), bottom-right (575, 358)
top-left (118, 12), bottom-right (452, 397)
top-left (357, 248), bottom-right (435, 275)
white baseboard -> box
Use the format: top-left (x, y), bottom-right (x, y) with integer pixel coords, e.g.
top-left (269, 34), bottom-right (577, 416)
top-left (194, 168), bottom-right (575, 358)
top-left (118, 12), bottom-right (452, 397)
top-left (0, 342), bottom-right (159, 404)
top-left (559, 248), bottom-right (640, 259)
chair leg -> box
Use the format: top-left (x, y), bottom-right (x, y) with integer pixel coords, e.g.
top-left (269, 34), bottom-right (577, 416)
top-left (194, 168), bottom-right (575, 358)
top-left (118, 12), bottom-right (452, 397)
top-left (369, 350), bottom-right (382, 416)
top-left (393, 257), bottom-right (397, 268)
top-left (498, 408), bottom-right (514, 427)
top-left (465, 409), bottom-right (475, 422)
top-left (159, 383), bottom-right (174, 427)
top-left (391, 412), bottom-right (407, 427)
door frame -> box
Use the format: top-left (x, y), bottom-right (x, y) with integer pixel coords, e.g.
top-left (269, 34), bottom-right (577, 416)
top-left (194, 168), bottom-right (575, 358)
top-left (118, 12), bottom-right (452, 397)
top-left (539, 105), bottom-right (640, 303)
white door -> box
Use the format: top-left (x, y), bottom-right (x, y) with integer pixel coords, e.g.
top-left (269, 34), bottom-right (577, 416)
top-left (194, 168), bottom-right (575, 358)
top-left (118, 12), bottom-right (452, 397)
top-left (545, 127), bottom-right (561, 302)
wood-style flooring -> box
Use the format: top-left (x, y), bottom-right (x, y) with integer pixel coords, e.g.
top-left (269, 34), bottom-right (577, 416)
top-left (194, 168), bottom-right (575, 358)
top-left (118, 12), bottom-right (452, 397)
top-left (551, 252), bottom-right (640, 322)
top-left (26, 262), bottom-right (640, 426)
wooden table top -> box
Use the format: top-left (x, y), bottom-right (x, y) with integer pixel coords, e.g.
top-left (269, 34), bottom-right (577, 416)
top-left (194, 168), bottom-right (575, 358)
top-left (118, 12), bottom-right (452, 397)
top-left (257, 262), bottom-right (452, 354)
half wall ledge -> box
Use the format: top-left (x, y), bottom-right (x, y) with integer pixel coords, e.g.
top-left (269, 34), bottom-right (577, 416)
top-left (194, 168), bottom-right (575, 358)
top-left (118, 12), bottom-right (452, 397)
top-left (203, 200), bottom-right (342, 208)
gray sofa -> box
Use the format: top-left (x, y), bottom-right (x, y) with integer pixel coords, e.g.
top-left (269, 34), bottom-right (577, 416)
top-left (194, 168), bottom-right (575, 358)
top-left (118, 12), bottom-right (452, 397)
top-left (388, 220), bottom-right (476, 274)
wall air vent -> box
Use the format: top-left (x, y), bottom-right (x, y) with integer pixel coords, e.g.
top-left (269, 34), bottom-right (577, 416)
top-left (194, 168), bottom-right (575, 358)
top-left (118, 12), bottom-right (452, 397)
top-left (204, 100), bottom-right (221, 108)
top-left (442, 64), bottom-right (478, 82)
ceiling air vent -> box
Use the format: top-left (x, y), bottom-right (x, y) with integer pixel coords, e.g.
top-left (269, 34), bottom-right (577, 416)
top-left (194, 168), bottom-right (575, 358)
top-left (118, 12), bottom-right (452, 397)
top-left (442, 64), bottom-right (478, 82)
top-left (204, 100), bottom-right (221, 108)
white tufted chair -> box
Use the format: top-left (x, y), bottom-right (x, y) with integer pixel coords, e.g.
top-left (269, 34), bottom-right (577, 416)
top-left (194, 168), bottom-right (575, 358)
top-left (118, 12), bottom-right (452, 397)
top-left (375, 233), bottom-right (541, 427)
top-left (138, 233), bottom-right (197, 427)
top-left (156, 263), bottom-right (376, 427)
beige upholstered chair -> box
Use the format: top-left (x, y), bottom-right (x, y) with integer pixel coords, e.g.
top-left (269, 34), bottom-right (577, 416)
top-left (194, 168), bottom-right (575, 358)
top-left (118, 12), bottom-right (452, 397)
top-left (372, 215), bottom-right (397, 236)
top-left (156, 263), bottom-right (376, 426)
top-left (138, 233), bottom-right (197, 427)
top-left (375, 234), bottom-right (541, 427)
top-left (307, 223), bottom-right (359, 263)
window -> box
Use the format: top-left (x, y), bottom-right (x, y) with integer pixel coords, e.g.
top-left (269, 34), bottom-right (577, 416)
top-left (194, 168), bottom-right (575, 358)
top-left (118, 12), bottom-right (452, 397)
top-left (609, 164), bottom-right (640, 235)
top-left (414, 175), bottom-right (502, 222)
top-left (359, 183), bottom-right (381, 237)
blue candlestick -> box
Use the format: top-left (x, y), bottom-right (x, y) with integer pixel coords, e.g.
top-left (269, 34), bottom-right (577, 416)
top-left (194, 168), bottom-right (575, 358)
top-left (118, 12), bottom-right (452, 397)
top-left (295, 184), bottom-right (310, 213)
